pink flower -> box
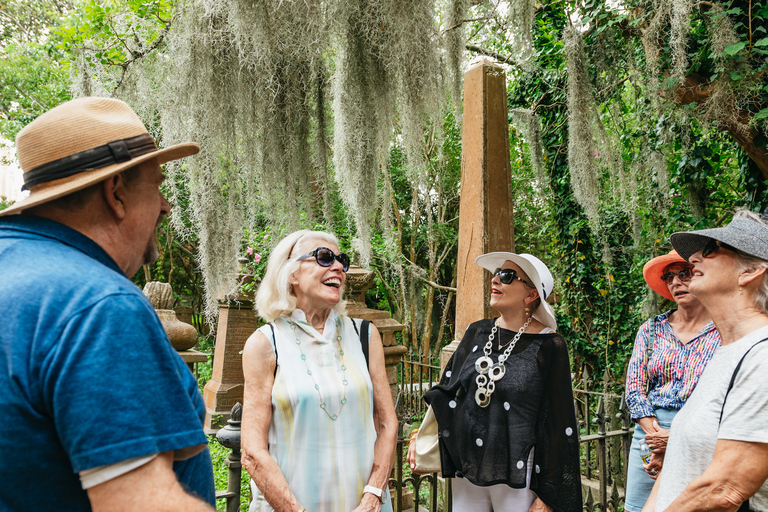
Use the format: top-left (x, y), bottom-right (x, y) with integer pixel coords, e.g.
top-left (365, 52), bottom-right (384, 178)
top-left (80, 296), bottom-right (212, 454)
top-left (246, 247), bottom-right (254, 256)
top-left (254, 253), bottom-right (262, 264)
top-left (263, 234), bottom-right (269, 240)
top-left (592, 150), bottom-right (602, 158)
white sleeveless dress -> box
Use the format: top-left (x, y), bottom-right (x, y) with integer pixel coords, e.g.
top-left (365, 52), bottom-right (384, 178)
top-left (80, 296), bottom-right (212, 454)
top-left (249, 309), bottom-right (392, 512)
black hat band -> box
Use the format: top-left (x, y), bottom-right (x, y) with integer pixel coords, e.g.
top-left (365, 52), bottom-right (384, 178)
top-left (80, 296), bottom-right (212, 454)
top-left (22, 133), bottom-right (158, 191)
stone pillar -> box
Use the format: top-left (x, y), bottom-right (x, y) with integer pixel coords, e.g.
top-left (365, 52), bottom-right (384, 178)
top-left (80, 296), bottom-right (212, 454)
top-left (344, 265), bottom-right (406, 405)
top-left (442, 58), bottom-right (515, 371)
top-left (203, 269), bottom-right (259, 433)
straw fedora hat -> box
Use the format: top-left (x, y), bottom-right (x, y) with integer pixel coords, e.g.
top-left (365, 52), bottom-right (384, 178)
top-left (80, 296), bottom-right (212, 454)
top-left (642, 250), bottom-right (689, 301)
top-left (0, 96), bottom-right (199, 217)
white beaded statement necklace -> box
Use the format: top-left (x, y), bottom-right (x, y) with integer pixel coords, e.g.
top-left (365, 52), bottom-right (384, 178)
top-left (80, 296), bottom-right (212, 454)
top-left (474, 317), bottom-right (533, 407)
top-left (289, 318), bottom-right (348, 421)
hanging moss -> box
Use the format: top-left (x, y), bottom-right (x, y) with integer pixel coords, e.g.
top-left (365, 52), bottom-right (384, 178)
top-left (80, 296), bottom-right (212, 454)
top-left (701, 3), bottom-right (747, 134)
top-left (511, 108), bottom-right (547, 188)
top-left (641, 0), bottom-right (671, 107)
top-left (670, 0), bottom-right (691, 79)
top-left (507, 0), bottom-right (536, 67)
top-left (444, 0), bottom-right (469, 120)
top-left (70, 0), bottom-right (456, 320)
top-left (160, 0), bottom-right (243, 321)
top-left (564, 25), bottom-right (601, 229)
top-left (649, 149), bottom-right (670, 196)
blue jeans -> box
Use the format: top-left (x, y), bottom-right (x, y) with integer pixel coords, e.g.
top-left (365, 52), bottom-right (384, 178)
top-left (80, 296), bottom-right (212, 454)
top-left (624, 408), bottom-right (678, 512)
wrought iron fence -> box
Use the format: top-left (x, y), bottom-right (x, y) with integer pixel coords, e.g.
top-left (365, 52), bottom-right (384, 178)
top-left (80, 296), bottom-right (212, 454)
top-left (212, 358), bottom-right (633, 512)
top-left (572, 366), bottom-right (633, 512)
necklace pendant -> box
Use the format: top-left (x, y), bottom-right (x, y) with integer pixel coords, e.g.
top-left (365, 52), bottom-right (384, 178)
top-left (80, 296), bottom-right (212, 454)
top-left (475, 387), bottom-right (491, 408)
top-left (475, 356), bottom-right (493, 375)
top-left (489, 362), bottom-right (506, 381)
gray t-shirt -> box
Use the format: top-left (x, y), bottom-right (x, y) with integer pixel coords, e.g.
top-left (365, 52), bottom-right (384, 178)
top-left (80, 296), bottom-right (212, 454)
top-left (656, 324), bottom-right (768, 511)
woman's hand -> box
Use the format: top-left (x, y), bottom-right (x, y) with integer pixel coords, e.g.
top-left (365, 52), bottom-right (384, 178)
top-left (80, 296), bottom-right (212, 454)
top-left (406, 438), bottom-right (417, 470)
top-left (528, 497), bottom-right (553, 512)
top-left (350, 491), bottom-right (382, 512)
top-left (644, 422), bottom-right (670, 454)
top-left (636, 416), bottom-right (660, 436)
top-left (644, 452), bottom-right (664, 480)
top-left (405, 433), bottom-right (432, 475)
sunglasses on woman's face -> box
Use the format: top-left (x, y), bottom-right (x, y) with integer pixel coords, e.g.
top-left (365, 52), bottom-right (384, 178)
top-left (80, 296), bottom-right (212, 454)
top-left (701, 239), bottom-right (737, 258)
top-left (493, 268), bottom-right (531, 286)
top-left (297, 247), bottom-right (350, 272)
top-left (660, 268), bottom-right (693, 285)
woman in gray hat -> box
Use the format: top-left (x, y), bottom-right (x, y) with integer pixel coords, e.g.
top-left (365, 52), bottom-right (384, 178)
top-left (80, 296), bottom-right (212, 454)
top-left (407, 252), bottom-right (581, 512)
top-left (642, 210), bottom-right (768, 512)
top-left (623, 250), bottom-right (719, 512)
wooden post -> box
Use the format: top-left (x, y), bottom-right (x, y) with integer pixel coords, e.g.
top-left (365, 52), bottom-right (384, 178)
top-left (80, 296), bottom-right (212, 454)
top-left (441, 58), bottom-right (515, 370)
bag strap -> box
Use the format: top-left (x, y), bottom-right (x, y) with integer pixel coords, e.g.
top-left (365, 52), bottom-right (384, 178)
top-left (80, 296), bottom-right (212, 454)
top-left (361, 320), bottom-right (370, 369)
top-left (718, 336), bottom-right (768, 512)
top-left (350, 318), bottom-right (371, 368)
top-left (718, 337), bottom-right (768, 425)
top-left (269, 323), bottom-right (278, 377)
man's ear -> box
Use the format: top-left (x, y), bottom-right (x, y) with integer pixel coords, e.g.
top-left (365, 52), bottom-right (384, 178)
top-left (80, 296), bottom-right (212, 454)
top-left (102, 174), bottom-right (128, 220)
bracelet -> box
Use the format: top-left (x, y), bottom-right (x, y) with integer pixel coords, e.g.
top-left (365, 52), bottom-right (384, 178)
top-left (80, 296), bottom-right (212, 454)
top-left (408, 429), bottom-right (419, 444)
top-left (364, 484), bottom-right (386, 504)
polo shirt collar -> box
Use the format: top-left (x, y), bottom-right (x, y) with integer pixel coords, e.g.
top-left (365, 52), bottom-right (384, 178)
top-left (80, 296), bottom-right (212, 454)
top-left (0, 214), bottom-right (124, 275)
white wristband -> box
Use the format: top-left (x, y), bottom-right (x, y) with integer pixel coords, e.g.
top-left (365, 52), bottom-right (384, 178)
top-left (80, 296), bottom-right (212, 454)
top-left (364, 485), bottom-right (385, 503)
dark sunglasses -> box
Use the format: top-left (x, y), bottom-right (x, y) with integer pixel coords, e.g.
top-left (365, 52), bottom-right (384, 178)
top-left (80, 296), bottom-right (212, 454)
top-left (660, 268), bottom-right (693, 284)
top-left (493, 268), bottom-right (532, 287)
top-left (701, 239), bottom-right (737, 258)
top-left (297, 247), bottom-right (350, 272)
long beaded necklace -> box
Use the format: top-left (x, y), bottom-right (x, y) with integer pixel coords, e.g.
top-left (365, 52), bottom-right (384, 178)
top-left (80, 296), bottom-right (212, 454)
top-left (288, 317), bottom-right (348, 421)
top-left (474, 317), bottom-right (533, 408)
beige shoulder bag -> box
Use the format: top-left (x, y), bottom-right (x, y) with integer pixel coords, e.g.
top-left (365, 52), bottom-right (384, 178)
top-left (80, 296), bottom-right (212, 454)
top-left (413, 405), bottom-right (442, 475)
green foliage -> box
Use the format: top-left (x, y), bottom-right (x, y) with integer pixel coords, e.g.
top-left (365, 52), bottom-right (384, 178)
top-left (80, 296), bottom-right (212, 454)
top-left (0, 195), bottom-right (14, 211)
top-left (0, 0), bottom-right (71, 140)
top-left (7, 0), bottom-right (768, 377)
top-left (207, 435), bottom-right (251, 511)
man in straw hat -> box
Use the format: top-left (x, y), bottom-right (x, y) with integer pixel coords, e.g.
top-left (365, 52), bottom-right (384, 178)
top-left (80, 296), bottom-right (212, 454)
top-left (0, 97), bottom-right (215, 511)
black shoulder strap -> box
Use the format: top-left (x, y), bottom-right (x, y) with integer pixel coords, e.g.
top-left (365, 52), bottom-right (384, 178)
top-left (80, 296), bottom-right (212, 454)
top-left (719, 337), bottom-right (768, 425)
top-left (269, 323), bottom-right (278, 377)
top-left (360, 320), bottom-right (370, 369)
top-left (718, 337), bottom-right (768, 512)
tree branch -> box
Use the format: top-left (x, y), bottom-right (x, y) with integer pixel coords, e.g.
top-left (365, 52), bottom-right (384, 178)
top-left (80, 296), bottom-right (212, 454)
top-left (420, 277), bottom-right (457, 293)
top-left (596, 74), bottom-right (637, 97)
top-left (666, 72), bottom-right (768, 180)
top-left (465, 45), bottom-right (521, 69)
top-left (443, 17), bottom-right (493, 33)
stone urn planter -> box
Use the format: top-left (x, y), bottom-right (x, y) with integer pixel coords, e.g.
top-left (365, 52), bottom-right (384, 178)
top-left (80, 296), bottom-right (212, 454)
top-left (143, 281), bottom-right (198, 351)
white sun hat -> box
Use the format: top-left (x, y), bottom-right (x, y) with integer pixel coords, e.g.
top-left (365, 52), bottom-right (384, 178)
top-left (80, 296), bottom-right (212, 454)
top-left (474, 252), bottom-right (557, 330)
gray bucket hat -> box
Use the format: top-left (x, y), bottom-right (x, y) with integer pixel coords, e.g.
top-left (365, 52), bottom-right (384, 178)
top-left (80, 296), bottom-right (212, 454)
top-left (670, 217), bottom-right (768, 262)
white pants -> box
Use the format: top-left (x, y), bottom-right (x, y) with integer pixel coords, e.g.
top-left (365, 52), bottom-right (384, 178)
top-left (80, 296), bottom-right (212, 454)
top-left (451, 451), bottom-right (537, 512)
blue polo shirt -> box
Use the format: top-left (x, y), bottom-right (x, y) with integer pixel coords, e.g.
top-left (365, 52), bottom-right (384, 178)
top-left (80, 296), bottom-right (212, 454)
top-left (0, 215), bottom-right (214, 510)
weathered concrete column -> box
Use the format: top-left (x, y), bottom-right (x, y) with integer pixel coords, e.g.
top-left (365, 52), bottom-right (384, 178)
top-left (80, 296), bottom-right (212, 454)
top-left (203, 269), bottom-right (258, 433)
top-left (344, 265), bottom-right (406, 405)
top-left (442, 58), bottom-right (515, 371)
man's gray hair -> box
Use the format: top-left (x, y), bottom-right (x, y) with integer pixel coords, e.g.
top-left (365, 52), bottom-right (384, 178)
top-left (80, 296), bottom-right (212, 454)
top-left (255, 230), bottom-right (347, 322)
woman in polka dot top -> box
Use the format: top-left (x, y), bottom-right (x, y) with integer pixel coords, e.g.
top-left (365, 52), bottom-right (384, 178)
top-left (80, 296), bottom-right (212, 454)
top-left (409, 252), bottom-right (581, 512)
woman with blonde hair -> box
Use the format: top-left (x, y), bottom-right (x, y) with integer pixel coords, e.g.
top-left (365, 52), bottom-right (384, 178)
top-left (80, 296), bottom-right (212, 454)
top-left (241, 230), bottom-right (397, 512)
